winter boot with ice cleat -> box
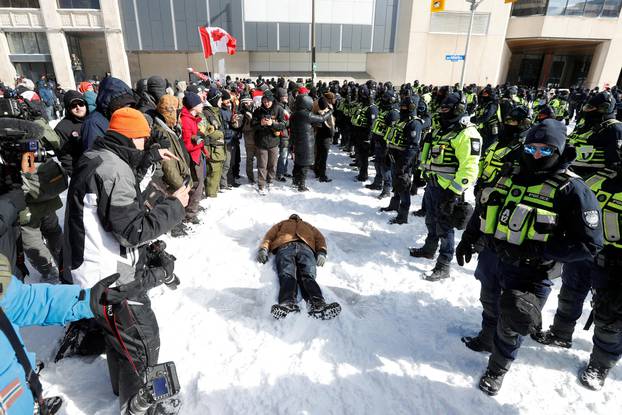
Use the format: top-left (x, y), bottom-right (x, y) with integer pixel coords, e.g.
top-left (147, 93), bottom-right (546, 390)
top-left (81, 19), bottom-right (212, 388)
top-left (271, 302), bottom-right (301, 319)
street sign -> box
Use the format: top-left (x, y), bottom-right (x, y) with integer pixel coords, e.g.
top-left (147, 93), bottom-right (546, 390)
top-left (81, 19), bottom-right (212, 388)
top-left (445, 54), bottom-right (465, 62)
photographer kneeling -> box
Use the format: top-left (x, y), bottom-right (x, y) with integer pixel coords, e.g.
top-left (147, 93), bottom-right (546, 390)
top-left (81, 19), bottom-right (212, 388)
top-left (63, 108), bottom-right (189, 414)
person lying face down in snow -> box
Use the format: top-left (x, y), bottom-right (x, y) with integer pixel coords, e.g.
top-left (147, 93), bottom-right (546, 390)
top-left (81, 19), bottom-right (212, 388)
top-left (256, 214), bottom-right (341, 320)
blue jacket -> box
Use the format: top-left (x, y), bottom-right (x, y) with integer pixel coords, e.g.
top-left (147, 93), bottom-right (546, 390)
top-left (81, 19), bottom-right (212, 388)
top-left (81, 76), bottom-right (133, 151)
top-left (0, 277), bottom-right (93, 414)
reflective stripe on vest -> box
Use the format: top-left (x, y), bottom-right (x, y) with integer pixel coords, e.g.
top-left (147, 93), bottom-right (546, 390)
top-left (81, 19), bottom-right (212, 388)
top-left (351, 105), bottom-right (369, 128)
top-left (569, 119), bottom-right (621, 169)
top-left (478, 173), bottom-right (571, 245)
top-left (371, 110), bottom-right (389, 136)
top-left (420, 128), bottom-right (462, 175)
top-left (478, 141), bottom-right (522, 186)
top-left (587, 170), bottom-right (622, 248)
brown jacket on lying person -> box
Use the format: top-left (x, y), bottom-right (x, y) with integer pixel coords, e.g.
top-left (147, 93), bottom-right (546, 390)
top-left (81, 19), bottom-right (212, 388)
top-left (259, 214), bottom-right (327, 254)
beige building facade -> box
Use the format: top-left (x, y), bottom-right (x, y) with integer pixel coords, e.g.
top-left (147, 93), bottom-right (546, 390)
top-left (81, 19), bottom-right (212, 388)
top-left (1, 0), bottom-right (621, 89)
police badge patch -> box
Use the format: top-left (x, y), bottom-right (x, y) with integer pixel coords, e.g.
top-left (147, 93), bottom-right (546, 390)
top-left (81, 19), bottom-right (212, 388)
top-left (471, 138), bottom-right (481, 155)
top-left (582, 210), bottom-right (600, 229)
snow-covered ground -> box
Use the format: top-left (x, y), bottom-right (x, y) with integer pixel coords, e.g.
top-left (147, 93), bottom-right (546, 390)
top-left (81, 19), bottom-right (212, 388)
top-left (22, 146), bottom-right (621, 415)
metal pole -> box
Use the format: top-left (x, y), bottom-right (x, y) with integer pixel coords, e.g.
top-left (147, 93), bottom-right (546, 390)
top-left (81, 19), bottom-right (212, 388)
top-left (459, 0), bottom-right (480, 88)
top-left (311, 0), bottom-right (316, 83)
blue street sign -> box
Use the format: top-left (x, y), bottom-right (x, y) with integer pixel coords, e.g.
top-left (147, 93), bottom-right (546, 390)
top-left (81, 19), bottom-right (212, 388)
top-left (445, 54), bottom-right (465, 62)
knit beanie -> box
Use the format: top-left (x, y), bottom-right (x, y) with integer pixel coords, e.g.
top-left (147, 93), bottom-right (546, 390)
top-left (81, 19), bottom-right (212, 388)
top-left (183, 92), bottom-right (202, 110)
top-left (108, 107), bottom-right (151, 139)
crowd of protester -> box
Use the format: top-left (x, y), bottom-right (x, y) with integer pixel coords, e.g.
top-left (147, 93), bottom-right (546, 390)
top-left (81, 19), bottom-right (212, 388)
top-left (1, 70), bottom-right (622, 414)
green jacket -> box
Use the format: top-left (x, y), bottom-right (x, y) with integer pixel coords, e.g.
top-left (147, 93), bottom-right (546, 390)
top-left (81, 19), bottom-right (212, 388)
top-left (154, 118), bottom-right (193, 191)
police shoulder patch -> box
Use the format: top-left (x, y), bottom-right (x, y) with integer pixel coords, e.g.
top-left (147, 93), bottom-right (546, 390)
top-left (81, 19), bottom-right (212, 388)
top-left (470, 138), bottom-right (481, 155)
top-left (582, 210), bottom-right (600, 229)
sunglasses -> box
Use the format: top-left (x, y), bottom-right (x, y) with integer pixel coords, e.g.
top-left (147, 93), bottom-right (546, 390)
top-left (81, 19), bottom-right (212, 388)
top-left (71, 101), bottom-right (86, 109)
top-left (524, 144), bottom-right (555, 157)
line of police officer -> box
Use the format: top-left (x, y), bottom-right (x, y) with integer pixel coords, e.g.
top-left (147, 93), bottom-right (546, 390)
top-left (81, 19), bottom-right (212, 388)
top-left (332, 81), bottom-right (622, 395)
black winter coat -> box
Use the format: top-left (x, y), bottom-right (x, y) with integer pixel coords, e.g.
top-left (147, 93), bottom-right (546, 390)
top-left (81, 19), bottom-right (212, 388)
top-left (290, 96), bottom-right (332, 166)
top-left (251, 102), bottom-right (287, 149)
top-left (54, 90), bottom-right (87, 175)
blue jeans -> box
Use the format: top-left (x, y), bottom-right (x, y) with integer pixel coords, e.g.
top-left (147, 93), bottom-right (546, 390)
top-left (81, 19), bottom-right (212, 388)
top-left (277, 146), bottom-right (289, 177)
top-left (275, 242), bottom-right (323, 304)
top-left (422, 185), bottom-right (455, 264)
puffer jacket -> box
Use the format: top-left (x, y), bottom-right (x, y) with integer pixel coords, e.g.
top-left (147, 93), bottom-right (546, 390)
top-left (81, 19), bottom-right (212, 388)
top-left (259, 216), bottom-right (327, 254)
top-left (290, 95), bottom-right (332, 166)
top-left (0, 276), bottom-right (92, 415)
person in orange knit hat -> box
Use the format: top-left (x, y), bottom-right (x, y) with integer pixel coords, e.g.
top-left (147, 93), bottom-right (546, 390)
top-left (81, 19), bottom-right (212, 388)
top-left (62, 106), bottom-right (190, 414)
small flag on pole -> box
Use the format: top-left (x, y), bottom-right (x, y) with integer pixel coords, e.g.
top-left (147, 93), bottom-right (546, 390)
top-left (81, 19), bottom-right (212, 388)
top-left (431, 0), bottom-right (445, 12)
top-left (198, 26), bottom-right (237, 59)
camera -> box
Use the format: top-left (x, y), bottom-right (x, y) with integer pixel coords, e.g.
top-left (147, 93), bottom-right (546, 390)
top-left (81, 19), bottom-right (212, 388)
top-left (146, 240), bottom-right (180, 290)
top-left (0, 128), bottom-right (46, 193)
top-left (128, 362), bottom-right (181, 415)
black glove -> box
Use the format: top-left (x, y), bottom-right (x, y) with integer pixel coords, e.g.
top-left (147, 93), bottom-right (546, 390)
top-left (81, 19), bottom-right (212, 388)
top-left (455, 240), bottom-right (475, 266)
top-left (257, 248), bottom-right (268, 264)
top-left (89, 274), bottom-right (127, 318)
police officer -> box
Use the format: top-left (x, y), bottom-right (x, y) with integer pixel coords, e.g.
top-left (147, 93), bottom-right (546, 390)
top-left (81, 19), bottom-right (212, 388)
top-left (458, 119), bottom-right (603, 395)
top-left (381, 96), bottom-right (431, 224)
top-left (578, 164), bottom-right (622, 390)
top-left (367, 89), bottom-right (399, 198)
top-left (410, 92), bottom-right (481, 281)
top-left (471, 85), bottom-right (501, 151)
top-left (532, 91), bottom-right (622, 349)
top-left (465, 84), bottom-right (478, 115)
top-left (351, 85), bottom-right (378, 182)
top-left (458, 105), bottom-right (531, 353)
top-left (549, 89), bottom-right (570, 124)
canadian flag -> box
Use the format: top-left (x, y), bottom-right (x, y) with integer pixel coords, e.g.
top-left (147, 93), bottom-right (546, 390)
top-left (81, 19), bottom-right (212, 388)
top-left (198, 26), bottom-right (237, 59)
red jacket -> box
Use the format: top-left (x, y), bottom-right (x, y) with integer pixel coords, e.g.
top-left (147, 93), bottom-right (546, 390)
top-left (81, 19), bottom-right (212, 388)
top-left (180, 106), bottom-right (205, 164)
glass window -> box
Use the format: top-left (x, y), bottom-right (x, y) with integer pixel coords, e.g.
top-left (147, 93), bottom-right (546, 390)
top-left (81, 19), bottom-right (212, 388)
top-left (602, 0), bottom-right (622, 16)
top-left (547, 0), bottom-right (569, 15)
top-left (564, 0), bottom-right (587, 15)
top-left (583, 0), bottom-right (605, 16)
top-left (511, 0), bottom-right (548, 16)
top-left (0, 0), bottom-right (40, 7)
top-left (6, 32), bottom-right (49, 54)
top-left (57, 0), bottom-right (100, 9)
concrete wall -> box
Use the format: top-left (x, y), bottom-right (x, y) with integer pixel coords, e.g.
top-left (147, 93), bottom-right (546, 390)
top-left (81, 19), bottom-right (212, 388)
top-left (368, 0), bottom-right (512, 85)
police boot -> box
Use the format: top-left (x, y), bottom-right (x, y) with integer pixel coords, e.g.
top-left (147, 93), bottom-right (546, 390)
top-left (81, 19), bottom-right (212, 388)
top-left (479, 365), bottom-right (507, 396)
top-left (271, 302), bottom-right (301, 319)
top-left (530, 329), bottom-right (572, 349)
top-left (377, 184), bottom-right (391, 199)
top-left (412, 208), bottom-right (426, 217)
top-left (423, 262), bottom-right (450, 281)
top-left (579, 361), bottom-right (609, 391)
top-left (461, 333), bottom-right (493, 353)
top-left (380, 195), bottom-right (399, 212)
top-left (389, 206), bottom-right (409, 225)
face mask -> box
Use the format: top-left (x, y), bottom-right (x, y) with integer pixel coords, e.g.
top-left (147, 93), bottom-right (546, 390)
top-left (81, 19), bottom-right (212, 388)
top-left (520, 151), bottom-right (560, 174)
top-left (582, 111), bottom-right (603, 125)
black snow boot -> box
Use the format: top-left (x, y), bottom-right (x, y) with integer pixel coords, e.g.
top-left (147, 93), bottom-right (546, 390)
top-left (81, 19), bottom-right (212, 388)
top-left (308, 298), bottom-right (341, 320)
top-left (479, 366), bottom-right (507, 396)
top-left (461, 334), bottom-right (493, 353)
top-left (170, 223), bottom-right (188, 238)
top-left (579, 362), bottom-right (609, 391)
top-left (380, 196), bottom-right (399, 212)
top-left (365, 182), bottom-right (382, 190)
top-left (389, 207), bottom-right (409, 225)
top-left (271, 302), bottom-right (301, 319)
top-left (412, 208), bottom-right (426, 217)
top-left (530, 329), bottom-right (572, 348)
top-left (409, 247), bottom-right (435, 259)
top-left (423, 262), bottom-right (450, 281)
